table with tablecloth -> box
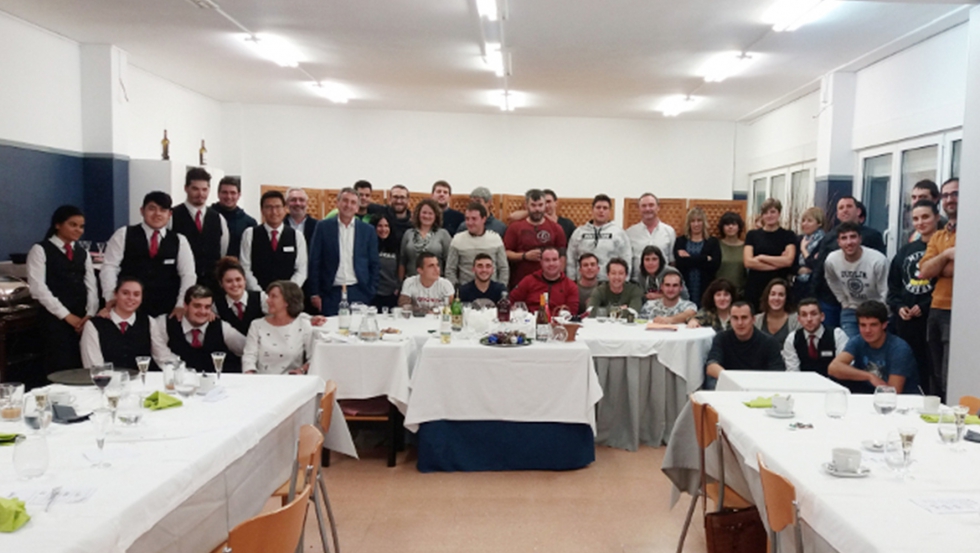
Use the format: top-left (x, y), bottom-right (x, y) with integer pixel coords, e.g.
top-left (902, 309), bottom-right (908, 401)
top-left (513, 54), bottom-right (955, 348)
top-left (0, 373), bottom-right (324, 553)
top-left (404, 337), bottom-right (603, 472)
top-left (309, 336), bottom-right (417, 414)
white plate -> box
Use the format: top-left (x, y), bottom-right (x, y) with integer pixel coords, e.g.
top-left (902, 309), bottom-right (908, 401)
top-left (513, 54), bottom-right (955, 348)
top-left (821, 462), bottom-right (871, 478)
top-left (861, 439), bottom-right (884, 452)
top-left (766, 408), bottom-right (795, 419)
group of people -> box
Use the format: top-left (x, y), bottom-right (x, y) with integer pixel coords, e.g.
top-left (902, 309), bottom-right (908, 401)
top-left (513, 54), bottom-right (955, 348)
top-left (26, 168), bottom-right (959, 401)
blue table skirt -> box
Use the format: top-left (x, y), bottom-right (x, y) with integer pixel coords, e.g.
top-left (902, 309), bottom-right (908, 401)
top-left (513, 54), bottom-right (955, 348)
top-left (416, 420), bottom-right (596, 472)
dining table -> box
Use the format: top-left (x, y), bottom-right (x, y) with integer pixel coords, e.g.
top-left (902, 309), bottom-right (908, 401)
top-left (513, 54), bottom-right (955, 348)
top-left (0, 373), bottom-right (325, 553)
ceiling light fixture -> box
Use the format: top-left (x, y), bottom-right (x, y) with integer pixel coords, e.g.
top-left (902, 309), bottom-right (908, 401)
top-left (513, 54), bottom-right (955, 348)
top-left (310, 82), bottom-right (351, 104)
top-left (490, 89), bottom-right (524, 111)
top-left (476, 0), bottom-right (499, 21)
top-left (242, 33), bottom-right (301, 67)
top-left (484, 42), bottom-right (507, 77)
top-left (764, 0), bottom-right (840, 32)
top-left (658, 95), bottom-right (699, 117)
top-left (701, 51), bottom-right (755, 83)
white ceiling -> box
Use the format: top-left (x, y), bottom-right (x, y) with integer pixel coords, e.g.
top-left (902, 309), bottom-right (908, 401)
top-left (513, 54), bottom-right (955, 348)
top-left (0, 0), bottom-right (973, 120)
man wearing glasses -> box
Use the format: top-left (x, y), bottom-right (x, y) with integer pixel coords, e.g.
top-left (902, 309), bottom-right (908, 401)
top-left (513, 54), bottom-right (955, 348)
top-left (383, 184), bottom-right (414, 244)
top-left (918, 178), bottom-right (958, 402)
top-left (239, 190), bottom-right (307, 292)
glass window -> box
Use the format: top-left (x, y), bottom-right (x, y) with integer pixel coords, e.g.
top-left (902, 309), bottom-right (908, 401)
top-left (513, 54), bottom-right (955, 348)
top-left (951, 139), bottom-right (961, 179)
top-left (789, 169), bottom-right (811, 232)
top-left (752, 177), bottom-right (767, 217)
top-left (770, 174), bottom-right (787, 227)
top-left (863, 154), bottom-right (892, 235)
top-left (899, 145), bottom-right (938, 243)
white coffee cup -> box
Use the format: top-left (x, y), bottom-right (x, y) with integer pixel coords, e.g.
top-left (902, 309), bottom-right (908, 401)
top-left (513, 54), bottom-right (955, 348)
top-left (392, 307), bottom-right (403, 319)
top-left (198, 373), bottom-right (217, 394)
top-left (922, 395), bottom-right (941, 414)
top-left (831, 447), bottom-right (862, 473)
top-left (49, 390), bottom-right (75, 406)
top-left (772, 394), bottom-right (795, 415)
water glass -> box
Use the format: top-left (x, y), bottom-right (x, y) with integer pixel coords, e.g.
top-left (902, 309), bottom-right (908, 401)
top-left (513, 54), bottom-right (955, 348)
top-left (938, 406), bottom-right (958, 445)
top-left (0, 382), bottom-right (25, 422)
top-left (824, 389), bottom-right (849, 418)
top-left (595, 307), bottom-right (609, 322)
top-left (91, 408), bottom-right (112, 468)
top-left (23, 392), bottom-right (53, 434)
top-left (873, 385), bottom-right (897, 415)
top-left (175, 369), bottom-right (200, 398)
top-left (116, 393), bottom-right (144, 426)
top-left (13, 434), bottom-right (49, 479)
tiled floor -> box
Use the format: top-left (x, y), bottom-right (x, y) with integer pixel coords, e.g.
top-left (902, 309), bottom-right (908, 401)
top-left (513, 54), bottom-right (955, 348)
top-left (294, 445), bottom-right (707, 553)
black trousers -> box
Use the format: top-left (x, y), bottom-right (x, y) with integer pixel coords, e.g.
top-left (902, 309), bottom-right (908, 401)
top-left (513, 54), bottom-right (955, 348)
top-left (926, 308), bottom-right (951, 402)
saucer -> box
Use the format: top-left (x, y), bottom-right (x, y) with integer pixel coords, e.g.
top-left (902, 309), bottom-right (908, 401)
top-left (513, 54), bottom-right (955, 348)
top-left (766, 408), bottom-right (795, 419)
top-left (821, 462), bottom-right (871, 478)
top-left (917, 407), bottom-right (940, 416)
top-left (861, 439), bottom-right (884, 452)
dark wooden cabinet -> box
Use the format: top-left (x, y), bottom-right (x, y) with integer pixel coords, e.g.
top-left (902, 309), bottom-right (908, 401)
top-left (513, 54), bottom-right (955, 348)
top-left (0, 303), bottom-right (44, 388)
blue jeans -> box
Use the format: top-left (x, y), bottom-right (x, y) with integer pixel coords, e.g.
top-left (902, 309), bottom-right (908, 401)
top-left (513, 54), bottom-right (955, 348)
top-left (840, 308), bottom-right (859, 339)
top-left (819, 300), bottom-right (841, 330)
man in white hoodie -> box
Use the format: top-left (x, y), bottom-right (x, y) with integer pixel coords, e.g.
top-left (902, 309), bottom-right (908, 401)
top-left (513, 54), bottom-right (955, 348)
top-left (566, 194), bottom-right (632, 281)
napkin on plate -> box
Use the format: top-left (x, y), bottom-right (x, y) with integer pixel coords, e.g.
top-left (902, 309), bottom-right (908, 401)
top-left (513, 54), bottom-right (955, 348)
top-left (0, 433), bottom-right (21, 447)
top-left (143, 391), bottom-right (183, 411)
top-left (743, 397), bottom-right (773, 409)
top-left (920, 413), bottom-right (980, 425)
top-left (0, 496), bottom-right (30, 532)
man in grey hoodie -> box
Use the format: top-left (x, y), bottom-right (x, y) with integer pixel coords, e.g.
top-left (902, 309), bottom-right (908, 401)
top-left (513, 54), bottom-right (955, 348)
top-left (566, 194), bottom-right (632, 281)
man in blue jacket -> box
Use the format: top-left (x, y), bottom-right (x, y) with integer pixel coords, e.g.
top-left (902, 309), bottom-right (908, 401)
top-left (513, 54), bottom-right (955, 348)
top-left (308, 187), bottom-right (379, 315)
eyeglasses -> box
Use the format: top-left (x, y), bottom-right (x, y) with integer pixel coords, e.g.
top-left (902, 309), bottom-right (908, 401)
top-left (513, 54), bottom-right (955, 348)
top-left (941, 191), bottom-right (959, 199)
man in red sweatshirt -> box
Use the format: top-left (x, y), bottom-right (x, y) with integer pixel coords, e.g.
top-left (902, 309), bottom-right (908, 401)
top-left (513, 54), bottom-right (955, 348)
top-left (510, 246), bottom-right (579, 315)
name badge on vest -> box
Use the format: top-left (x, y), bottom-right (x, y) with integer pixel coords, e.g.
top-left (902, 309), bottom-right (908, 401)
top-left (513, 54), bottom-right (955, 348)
top-left (283, 246), bottom-right (295, 253)
top-left (820, 350), bottom-right (834, 358)
top-left (163, 258), bottom-right (176, 265)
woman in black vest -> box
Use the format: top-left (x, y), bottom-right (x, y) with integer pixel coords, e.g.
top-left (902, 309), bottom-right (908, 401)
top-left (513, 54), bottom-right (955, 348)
top-left (213, 257), bottom-right (265, 336)
top-left (27, 205), bottom-right (98, 373)
top-left (81, 277), bottom-right (161, 370)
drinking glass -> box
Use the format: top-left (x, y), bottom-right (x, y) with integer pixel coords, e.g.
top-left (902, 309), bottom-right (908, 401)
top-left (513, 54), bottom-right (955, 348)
top-left (96, 241), bottom-right (107, 255)
top-left (91, 364), bottom-right (113, 407)
top-left (211, 351), bottom-right (227, 380)
top-left (116, 393), bottom-right (144, 426)
top-left (105, 371), bottom-right (129, 425)
top-left (595, 307), bottom-right (609, 323)
top-left (898, 426), bottom-right (918, 479)
top-left (23, 392), bottom-right (53, 434)
top-left (77, 240), bottom-right (91, 254)
top-left (13, 434), bottom-right (49, 480)
top-left (90, 408), bottom-right (111, 468)
top-left (135, 356), bottom-right (151, 389)
top-left (873, 386), bottom-right (897, 415)
top-left (824, 389), bottom-right (849, 418)
top-left (0, 382), bottom-right (25, 422)
top-left (938, 406), bottom-right (958, 446)
top-left (175, 369), bottom-right (199, 399)
top-left (883, 431), bottom-right (905, 475)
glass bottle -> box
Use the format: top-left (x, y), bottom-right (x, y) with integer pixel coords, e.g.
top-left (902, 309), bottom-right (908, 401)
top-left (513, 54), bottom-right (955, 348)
top-left (496, 290), bottom-right (511, 322)
top-left (440, 297), bottom-right (452, 344)
top-left (535, 293), bottom-right (551, 342)
top-left (337, 284), bottom-right (351, 335)
top-left (199, 139), bottom-right (208, 166)
top-left (161, 130), bottom-right (170, 160)
top-left (451, 289), bottom-right (463, 332)
top-left (358, 306), bottom-right (380, 342)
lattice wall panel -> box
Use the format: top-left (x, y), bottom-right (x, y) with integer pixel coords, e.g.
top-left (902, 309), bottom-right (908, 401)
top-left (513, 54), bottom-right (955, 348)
top-left (498, 194), bottom-right (526, 222)
top-left (370, 190), bottom-right (386, 204)
top-left (657, 199), bottom-right (688, 235)
top-left (688, 199), bottom-right (747, 238)
top-left (450, 196), bottom-right (471, 212)
top-left (624, 199), bottom-right (641, 228)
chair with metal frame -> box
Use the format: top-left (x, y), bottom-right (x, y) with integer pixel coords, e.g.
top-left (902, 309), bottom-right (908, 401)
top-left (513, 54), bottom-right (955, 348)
top-left (757, 453), bottom-right (804, 553)
top-left (210, 484), bottom-right (312, 553)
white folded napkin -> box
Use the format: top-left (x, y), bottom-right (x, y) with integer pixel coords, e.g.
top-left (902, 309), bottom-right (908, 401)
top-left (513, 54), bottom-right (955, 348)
top-left (318, 332), bottom-right (352, 343)
top-left (203, 387), bottom-right (229, 403)
top-left (380, 333), bottom-right (407, 342)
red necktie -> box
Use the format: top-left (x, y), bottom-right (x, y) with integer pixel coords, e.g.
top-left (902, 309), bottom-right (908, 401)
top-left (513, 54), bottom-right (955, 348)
top-left (64, 242), bottom-right (73, 261)
top-left (808, 334), bottom-right (818, 360)
top-left (195, 210), bottom-right (203, 232)
top-left (149, 231), bottom-right (160, 258)
top-left (191, 329), bottom-right (203, 348)
top-left (270, 229), bottom-right (279, 251)
top-left (119, 321), bottom-right (129, 334)
top-left (235, 301), bottom-right (244, 320)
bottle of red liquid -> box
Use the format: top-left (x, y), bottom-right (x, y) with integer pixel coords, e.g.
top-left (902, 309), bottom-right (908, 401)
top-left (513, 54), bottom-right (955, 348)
top-left (497, 290), bottom-right (511, 322)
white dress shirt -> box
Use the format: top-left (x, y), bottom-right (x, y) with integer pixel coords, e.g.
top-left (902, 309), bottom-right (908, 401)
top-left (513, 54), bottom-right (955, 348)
top-left (288, 215), bottom-right (309, 232)
top-left (150, 317), bottom-right (246, 368)
top-left (626, 220), bottom-right (677, 279)
top-left (781, 325), bottom-right (849, 372)
top-left (238, 223), bottom-right (308, 292)
top-left (333, 218), bottom-right (358, 286)
top-left (213, 292), bottom-right (270, 317)
top-left (27, 236), bottom-right (98, 319)
top-left (80, 311), bottom-right (168, 368)
top-left (100, 223), bottom-right (197, 305)
top-left (176, 201), bottom-right (230, 257)
top-left (241, 316), bottom-right (315, 374)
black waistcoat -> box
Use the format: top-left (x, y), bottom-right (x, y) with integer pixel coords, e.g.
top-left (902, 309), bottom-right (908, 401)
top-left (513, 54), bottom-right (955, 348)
top-left (165, 317), bottom-right (241, 373)
top-left (250, 226), bottom-right (298, 290)
top-left (39, 240), bottom-right (88, 317)
top-left (214, 291), bottom-right (264, 336)
top-left (793, 327), bottom-right (838, 377)
top-left (90, 314), bottom-right (158, 371)
top-left (120, 225), bottom-right (180, 317)
top-left (172, 205), bottom-right (222, 280)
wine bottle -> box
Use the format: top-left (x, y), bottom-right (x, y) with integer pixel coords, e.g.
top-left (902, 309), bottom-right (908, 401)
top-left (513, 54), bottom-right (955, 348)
top-left (199, 139), bottom-right (208, 166)
top-left (337, 284), bottom-right (351, 335)
top-left (161, 130), bottom-right (170, 160)
top-left (535, 293), bottom-right (551, 342)
top-left (440, 297), bottom-right (452, 344)
top-left (451, 289), bottom-right (463, 332)
top-left (497, 290), bottom-right (511, 322)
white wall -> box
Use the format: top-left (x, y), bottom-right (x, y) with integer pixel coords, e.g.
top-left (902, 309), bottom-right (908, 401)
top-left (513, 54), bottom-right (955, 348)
top-left (853, 24), bottom-right (968, 150)
top-left (0, 11), bottom-right (82, 152)
top-left (734, 91), bottom-right (820, 190)
top-left (236, 104), bottom-right (737, 219)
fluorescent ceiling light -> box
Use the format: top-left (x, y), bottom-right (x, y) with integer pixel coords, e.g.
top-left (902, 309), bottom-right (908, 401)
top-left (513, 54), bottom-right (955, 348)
top-left (310, 82), bottom-right (351, 104)
top-left (701, 52), bottom-right (755, 83)
top-left (489, 90), bottom-right (525, 112)
top-left (476, 0), bottom-right (499, 21)
top-left (658, 95), bottom-right (699, 117)
top-left (764, 0), bottom-right (839, 32)
top-left (484, 42), bottom-right (505, 76)
top-left (241, 33), bottom-right (301, 68)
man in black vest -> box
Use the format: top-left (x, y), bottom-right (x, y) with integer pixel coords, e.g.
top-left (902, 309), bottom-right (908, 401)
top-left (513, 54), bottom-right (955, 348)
top-left (156, 285), bottom-right (245, 374)
top-left (172, 168), bottom-right (228, 293)
top-left (286, 187), bottom-right (319, 251)
top-left (101, 191), bottom-right (196, 318)
top-left (82, 277), bottom-right (166, 370)
top-left (781, 298), bottom-right (848, 376)
top-left (239, 190), bottom-right (307, 292)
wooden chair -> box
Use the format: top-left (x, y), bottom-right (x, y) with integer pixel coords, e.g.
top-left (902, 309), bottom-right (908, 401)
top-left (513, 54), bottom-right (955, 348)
top-left (676, 397), bottom-right (753, 553)
top-left (333, 395), bottom-right (402, 467)
top-left (959, 395), bottom-right (980, 416)
top-left (757, 453), bottom-right (804, 553)
top-left (211, 484), bottom-right (312, 553)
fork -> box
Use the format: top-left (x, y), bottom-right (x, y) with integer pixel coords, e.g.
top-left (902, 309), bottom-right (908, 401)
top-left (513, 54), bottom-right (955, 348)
top-left (44, 486), bottom-right (62, 512)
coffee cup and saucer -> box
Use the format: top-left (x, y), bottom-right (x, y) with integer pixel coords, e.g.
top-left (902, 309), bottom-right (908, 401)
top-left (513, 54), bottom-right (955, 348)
top-left (917, 395), bottom-right (942, 416)
top-left (822, 447), bottom-right (870, 478)
top-left (766, 394), bottom-right (795, 419)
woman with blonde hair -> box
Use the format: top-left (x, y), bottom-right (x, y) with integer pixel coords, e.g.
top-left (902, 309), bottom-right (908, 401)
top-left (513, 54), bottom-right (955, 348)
top-left (743, 198), bottom-right (797, 309)
top-left (793, 206), bottom-right (825, 302)
top-left (673, 207), bottom-right (720, 307)
top-left (399, 198), bottom-right (452, 279)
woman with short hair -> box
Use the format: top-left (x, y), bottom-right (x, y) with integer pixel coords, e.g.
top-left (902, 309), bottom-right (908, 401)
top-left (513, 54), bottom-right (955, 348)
top-left (241, 281), bottom-right (315, 375)
top-left (743, 198), bottom-right (797, 310)
top-left (792, 206), bottom-right (825, 302)
top-left (400, 198), bottom-right (452, 280)
top-left (213, 256), bottom-right (266, 336)
top-left (673, 207), bottom-right (721, 308)
top-left (688, 278), bottom-right (737, 331)
top-left (715, 211), bottom-right (747, 297)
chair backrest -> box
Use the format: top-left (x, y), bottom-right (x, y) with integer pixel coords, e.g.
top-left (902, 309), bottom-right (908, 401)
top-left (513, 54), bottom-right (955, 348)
top-left (298, 424), bottom-right (325, 473)
top-left (320, 380), bottom-right (338, 433)
top-left (757, 453), bottom-right (797, 534)
top-left (690, 396), bottom-right (719, 450)
top-left (959, 395), bottom-right (980, 416)
top-left (226, 484), bottom-right (312, 553)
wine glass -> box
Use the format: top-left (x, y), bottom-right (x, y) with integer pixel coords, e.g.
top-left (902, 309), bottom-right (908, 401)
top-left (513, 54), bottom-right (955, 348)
top-left (135, 356), bottom-right (151, 389)
top-left (105, 371), bottom-right (129, 425)
top-left (91, 364), bottom-right (113, 406)
top-left (898, 427), bottom-right (918, 480)
top-left (13, 435), bottom-right (49, 480)
top-left (824, 389), bottom-right (849, 418)
top-left (96, 241), bottom-right (107, 256)
top-left (211, 352), bottom-right (227, 381)
top-left (90, 408), bottom-right (112, 468)
top-left (77, 240), bottom-right (91, 254)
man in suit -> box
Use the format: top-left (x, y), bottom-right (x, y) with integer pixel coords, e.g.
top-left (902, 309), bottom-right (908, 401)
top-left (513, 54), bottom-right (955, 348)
top-left (286, 187), bottom-right (319, 251)
top-left (308, 187), bottom-right (380, 315)
top-left (172, 167), bottom-right (228, 293)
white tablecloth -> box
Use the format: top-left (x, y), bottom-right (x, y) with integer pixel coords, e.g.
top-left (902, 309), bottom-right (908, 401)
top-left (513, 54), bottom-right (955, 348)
top-left (716, 370), bottom-right (848, 393)
top-left (309, 338), bottom-right (416, 413)
top-left (691, 391), bottom-right (980, 553)
top-left (0, 373), bottom-right (324, 553)
top-left (403, 337), bottom-right (603, 433)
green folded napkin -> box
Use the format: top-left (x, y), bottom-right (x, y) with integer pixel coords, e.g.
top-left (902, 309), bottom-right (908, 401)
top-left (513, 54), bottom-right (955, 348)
top-left (744, 397), bottom-right (773, 409)
top-left (920, 413), bottom-right (980, 425)
top-left (0, 433), bottom-right (21, 447)
top-left (143, 391), bottom-right (183, 411)
top-left (0, 496), bottom-right (30, 533)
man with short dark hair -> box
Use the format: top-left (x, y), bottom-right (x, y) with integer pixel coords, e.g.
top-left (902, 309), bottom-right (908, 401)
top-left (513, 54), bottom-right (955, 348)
top-left (509, 247), bottom-right (579, 315)
top-left (172, 167), bottom-right (229, 292)
top-left (446, 202), bottom-right (508, 286)
top-left (384, 184), bottom-right (414, 243)
top-left (398, 252), bottom-right (455, 315)
top-left (101, 191), bottom-right (196, 318)
top-left (640, 269), bottom-right (695, 324)
top-left (455, 187), bottom-right (508, 236)
top-left (566, 194), bottom-right (632, 281)
top-left (459, 253), bottom-right (506, 303)
top-left (211, 176), bottom-right (257, 259)
top-left (627, 193), bottom-right (677, 279)
top-left (704, 301), bottom-right (785, 390)
top-left (575, 253), bottom-right (600, 315)
top-left (432, 180), bottom-right (464, 236)
top-left (919, 177), bottom-right (958, 400)
top-left (286, 187), bottom-right (319, 251)
top-left (239, 190), bottom-right (307, 292)
top-left (829, 300), bottom-right (918, 394)
top-left (506, 189), bottom-right (576, 241)
top-left (325, 180), bottom-right (383, 222)
top-left (153, 285), bottom-right (245, 373)
top-left (823, 221), bottom-right (888, 338)
top-left (782, 298), bottom-right (848, 375)
top-left (504, 189), bottom-right (567, 287)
